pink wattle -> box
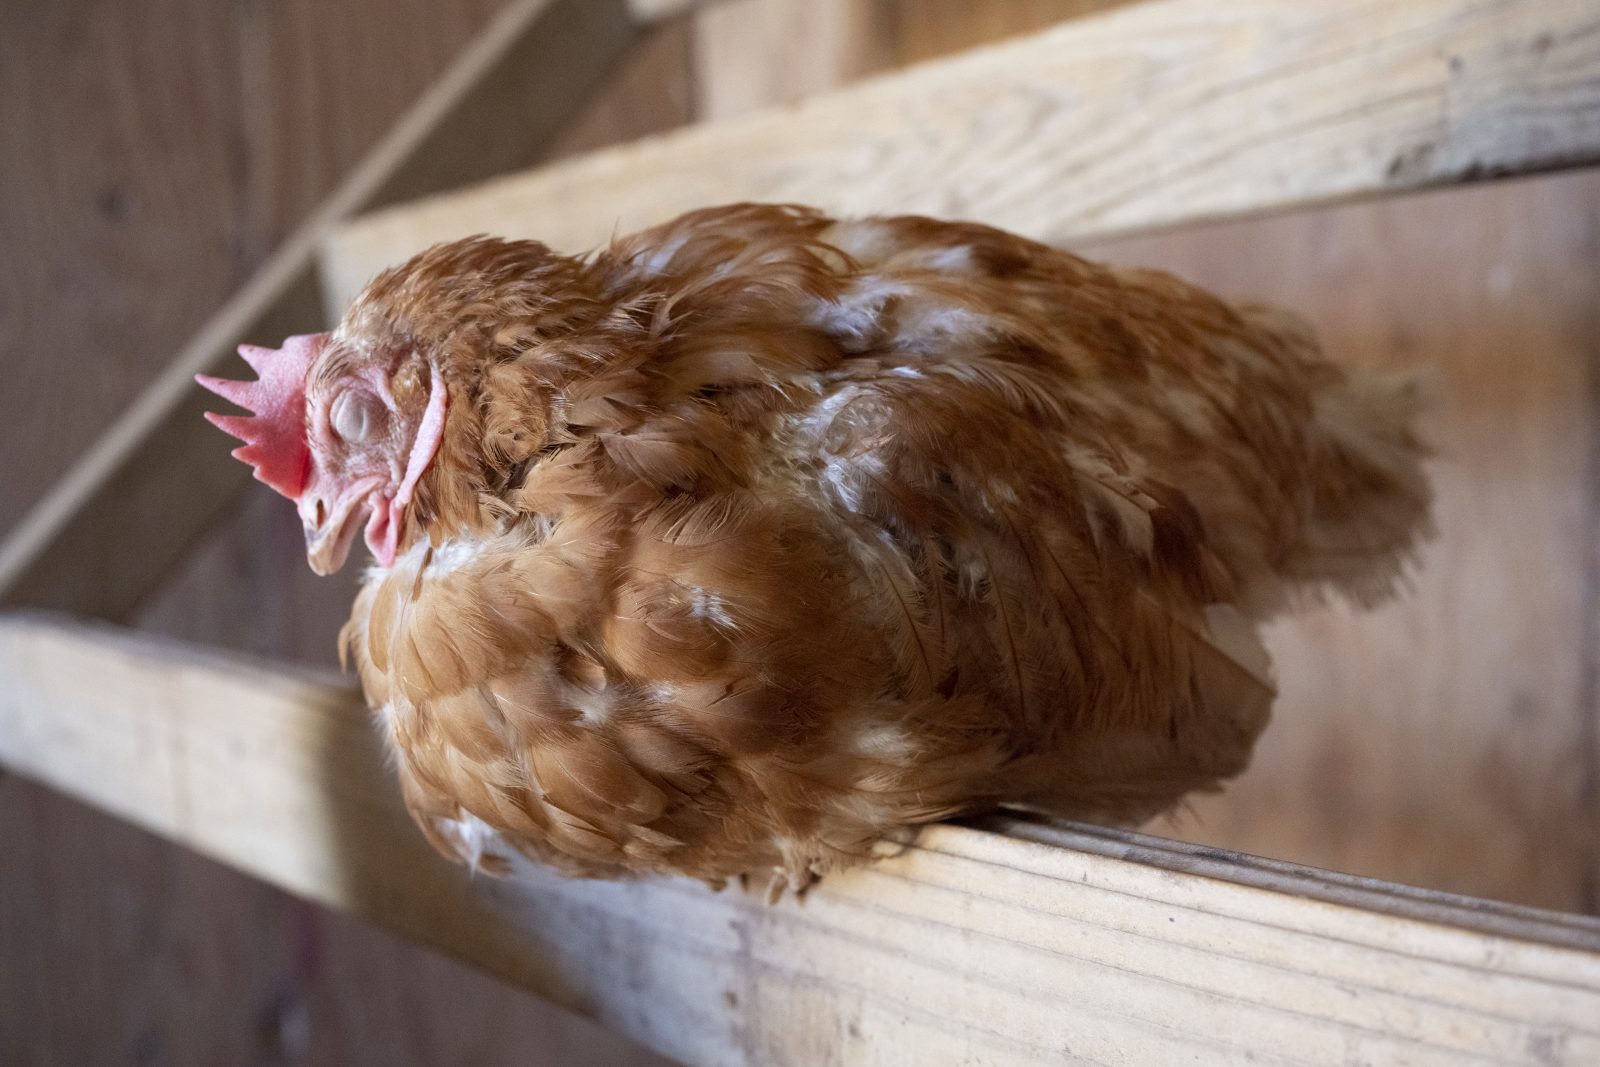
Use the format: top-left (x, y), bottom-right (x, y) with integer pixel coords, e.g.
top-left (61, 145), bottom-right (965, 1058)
top-left (365, 362), bottom-right (448, 568)
top-left (365, 495), bottom-right (400, 568)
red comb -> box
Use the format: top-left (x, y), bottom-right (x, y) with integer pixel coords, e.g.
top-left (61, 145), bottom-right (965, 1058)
top-left (197, 333), bottom-right (326, 500)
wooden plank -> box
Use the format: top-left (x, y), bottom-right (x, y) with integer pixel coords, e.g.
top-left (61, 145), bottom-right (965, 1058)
top-left (3, 613), bottom-right (1599, 1067)
top-left (689, 0), bottom-right (1140, 126)
top-left (322, 0), bottom-right (1600, 310)
top-left (0, 0), bottom-right (691, 623)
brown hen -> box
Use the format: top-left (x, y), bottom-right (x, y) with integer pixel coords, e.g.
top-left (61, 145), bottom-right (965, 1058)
top-left (200, 204), bottom-right (1430, 890)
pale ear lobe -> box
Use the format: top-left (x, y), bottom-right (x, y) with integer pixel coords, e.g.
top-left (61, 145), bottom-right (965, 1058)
top-left (395, 363), bottom-right (449, 510)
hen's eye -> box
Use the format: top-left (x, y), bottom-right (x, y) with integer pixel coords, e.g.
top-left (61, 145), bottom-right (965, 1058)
top-left (330, 390), bottom-right (382, 444)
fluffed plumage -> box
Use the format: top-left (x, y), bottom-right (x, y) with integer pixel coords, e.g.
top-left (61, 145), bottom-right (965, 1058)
top-left (202, 204), bottom-right (1431, 890)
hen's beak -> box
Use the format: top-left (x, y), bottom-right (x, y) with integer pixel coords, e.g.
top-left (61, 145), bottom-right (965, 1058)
top-left (300, 478), bottom-right (384, 576)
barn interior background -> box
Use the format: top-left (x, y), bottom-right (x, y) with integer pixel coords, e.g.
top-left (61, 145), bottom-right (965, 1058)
top-left (3, 0), bottom-right (1597, 1064)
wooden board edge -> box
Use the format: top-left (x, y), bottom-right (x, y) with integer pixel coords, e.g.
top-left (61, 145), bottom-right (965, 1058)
top-left (320, 0), bottom-right (1600, 311)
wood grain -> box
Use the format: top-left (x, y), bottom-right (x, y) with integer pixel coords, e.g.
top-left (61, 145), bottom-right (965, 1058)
top-left (322, 0), bottom-right (1600, 308)
top-left (689, 0), bottom-right (1158, 131)
top-left (689, 0), bottom-right (1140, 122)
top-left (544, 16), bottom-right (699, 160)
top-left (4, 612), bottom-right (1598, 1067)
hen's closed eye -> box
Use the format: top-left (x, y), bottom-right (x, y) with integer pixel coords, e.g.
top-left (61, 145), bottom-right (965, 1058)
top-left (331, 390), bottom-right (382, 444)
top-left (199, 203), bottom-right (1430, 895)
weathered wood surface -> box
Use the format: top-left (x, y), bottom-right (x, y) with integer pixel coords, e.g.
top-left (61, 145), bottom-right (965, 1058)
top-left (2, 612), bottom-right (1598, 1066)
top-left (0, 0), bottom-right (688, 624)
top-left (323, 0), bottom-right (1600, 308)
top-left (688, 0), bottom-right (1150, 130)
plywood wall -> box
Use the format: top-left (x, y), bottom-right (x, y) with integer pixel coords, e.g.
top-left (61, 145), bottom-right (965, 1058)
top-left (5, 1), bottom-right (1596, 1063)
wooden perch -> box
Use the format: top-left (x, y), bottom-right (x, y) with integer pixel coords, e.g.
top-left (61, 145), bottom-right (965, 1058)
top-left (0, 0), bottom-right (700, 624)
top-left (3, 612), bottom-right (1598, 1066)
top-left (322, 0), bottom-right (1600, 308)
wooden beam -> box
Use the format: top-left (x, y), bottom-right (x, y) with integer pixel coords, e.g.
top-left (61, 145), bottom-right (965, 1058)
top-left (323, 0), bottom-right (1600, 310)
top-left (0, 0), bottom-right (701, 622)
top-left (2, 613), bottom-right (1597, 1066)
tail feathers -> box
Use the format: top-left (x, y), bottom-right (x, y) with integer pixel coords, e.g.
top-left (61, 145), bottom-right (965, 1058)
top-left (1293, 365), bottom-right (1435, 605)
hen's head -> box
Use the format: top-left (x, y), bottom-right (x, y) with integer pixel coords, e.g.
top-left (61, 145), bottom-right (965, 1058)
top-left (199, 237), bottom-right (594, 575)
top-left (198, 332), bottom-right (448, 575)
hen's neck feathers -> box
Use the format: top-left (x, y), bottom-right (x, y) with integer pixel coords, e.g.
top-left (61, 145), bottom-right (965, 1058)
top-left (349, 207), bottom-right (859, 552)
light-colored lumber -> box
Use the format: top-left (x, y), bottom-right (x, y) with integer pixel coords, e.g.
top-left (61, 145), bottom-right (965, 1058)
top-left (691, 0), bottom-right (1142, 121)
top-left (322, 0), bottom-right (1600, 310)
top-left (0, 0), bottom-right (703, 623)
top-left (3, 613), bottom-right (1598, 1067)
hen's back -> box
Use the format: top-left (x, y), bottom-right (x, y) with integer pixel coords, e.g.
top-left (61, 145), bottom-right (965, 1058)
top-left (611, 206), bottom-right (1429, 824)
